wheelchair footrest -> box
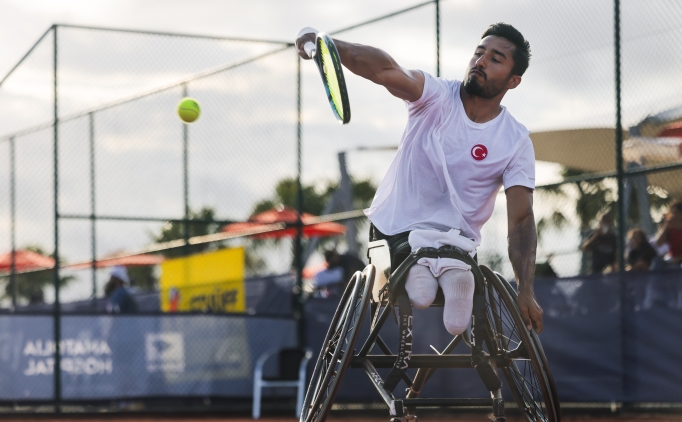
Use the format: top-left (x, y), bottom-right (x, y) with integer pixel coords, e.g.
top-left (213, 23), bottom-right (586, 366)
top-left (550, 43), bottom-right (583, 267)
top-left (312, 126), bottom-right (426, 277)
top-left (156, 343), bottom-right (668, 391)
top-left (399, 398), bottom-right (493, 408)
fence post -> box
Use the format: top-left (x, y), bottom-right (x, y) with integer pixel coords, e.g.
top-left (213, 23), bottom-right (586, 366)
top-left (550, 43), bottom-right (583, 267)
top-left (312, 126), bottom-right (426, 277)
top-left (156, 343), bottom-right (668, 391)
top-left (182, 84), bottom-right (190, 256)
top-left (436, 0), bottom-right (440, 77)
top-left (52, 24), bottom-right (62, 412)
top-left (10, 137), bottom-right (16, 308)
top-left (614, 0), bottom-right (628, 402)
top-left (614, 0), bottom-right (625, 272)
top-left (89, 112), bottom-right (97, 300)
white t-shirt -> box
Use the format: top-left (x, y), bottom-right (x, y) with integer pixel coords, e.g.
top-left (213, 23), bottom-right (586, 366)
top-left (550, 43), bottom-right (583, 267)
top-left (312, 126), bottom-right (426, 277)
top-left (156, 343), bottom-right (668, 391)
top-left (364, 71), bottom-right (535, 246)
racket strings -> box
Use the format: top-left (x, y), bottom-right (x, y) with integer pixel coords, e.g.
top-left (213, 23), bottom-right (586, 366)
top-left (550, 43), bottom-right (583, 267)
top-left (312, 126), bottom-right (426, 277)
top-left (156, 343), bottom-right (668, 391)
top-left (318, 41), bottom-right (345, 120)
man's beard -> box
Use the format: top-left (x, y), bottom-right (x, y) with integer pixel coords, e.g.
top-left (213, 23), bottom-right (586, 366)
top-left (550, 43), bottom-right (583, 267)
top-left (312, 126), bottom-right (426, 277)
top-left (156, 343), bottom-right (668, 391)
top-left (462, 69), bottom-right (507, 99)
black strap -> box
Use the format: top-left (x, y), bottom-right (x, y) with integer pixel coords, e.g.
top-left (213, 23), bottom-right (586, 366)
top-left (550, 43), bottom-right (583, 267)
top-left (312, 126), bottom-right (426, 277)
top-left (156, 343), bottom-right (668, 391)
top-left (383, 293), bottom-right (413, 392)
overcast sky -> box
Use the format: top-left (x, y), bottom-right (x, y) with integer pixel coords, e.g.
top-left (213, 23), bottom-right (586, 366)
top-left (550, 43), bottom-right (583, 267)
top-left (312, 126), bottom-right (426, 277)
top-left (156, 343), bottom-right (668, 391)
top-left (0, 0), bottom-right (425, 78)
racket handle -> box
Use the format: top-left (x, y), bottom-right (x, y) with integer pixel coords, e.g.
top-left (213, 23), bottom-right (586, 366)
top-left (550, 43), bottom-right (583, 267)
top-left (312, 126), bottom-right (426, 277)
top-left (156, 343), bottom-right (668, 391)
top-left (304, 41), bottom-right (316, 59)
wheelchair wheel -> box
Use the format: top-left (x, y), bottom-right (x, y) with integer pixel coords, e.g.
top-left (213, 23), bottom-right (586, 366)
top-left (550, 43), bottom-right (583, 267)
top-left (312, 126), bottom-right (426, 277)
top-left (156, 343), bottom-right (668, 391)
top-left (480, 265), bottom-right (560, 422)
top-left (300, 265), bottom-right (374, 422)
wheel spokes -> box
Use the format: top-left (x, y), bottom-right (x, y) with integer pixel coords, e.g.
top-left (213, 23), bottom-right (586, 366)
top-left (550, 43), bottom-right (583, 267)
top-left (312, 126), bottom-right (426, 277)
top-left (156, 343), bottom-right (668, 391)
top-left (484, 277), bottom-right (552, 422)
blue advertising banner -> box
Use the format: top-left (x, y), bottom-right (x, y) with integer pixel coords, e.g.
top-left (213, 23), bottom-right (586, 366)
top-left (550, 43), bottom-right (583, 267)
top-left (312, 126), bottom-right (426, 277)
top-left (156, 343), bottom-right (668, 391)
top-left (1, 269), bottom-right (680, 402)
top-left (0, 315), bottom-right (295, 400)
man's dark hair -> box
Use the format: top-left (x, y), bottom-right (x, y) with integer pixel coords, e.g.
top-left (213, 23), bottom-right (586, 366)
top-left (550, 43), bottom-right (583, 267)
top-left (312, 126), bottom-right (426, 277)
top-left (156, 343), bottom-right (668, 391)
top-left (481, 23), bottom-right (531, 76)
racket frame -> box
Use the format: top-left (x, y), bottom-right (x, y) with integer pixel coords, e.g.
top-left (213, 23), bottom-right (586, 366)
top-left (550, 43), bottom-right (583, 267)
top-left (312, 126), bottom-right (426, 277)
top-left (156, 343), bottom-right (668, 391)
top-left (308, 32), bottom-right (351, 125)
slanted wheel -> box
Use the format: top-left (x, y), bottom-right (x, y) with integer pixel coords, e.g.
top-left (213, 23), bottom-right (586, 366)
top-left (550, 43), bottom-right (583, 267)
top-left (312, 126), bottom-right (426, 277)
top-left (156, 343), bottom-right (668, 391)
top-left (300, 265), bottom-right (375, 422)
top-left (479, 265), bottom-right (561, 422)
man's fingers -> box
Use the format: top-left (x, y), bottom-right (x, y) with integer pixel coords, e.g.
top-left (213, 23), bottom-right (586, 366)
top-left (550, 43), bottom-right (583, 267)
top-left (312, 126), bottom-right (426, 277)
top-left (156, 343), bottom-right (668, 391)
top-left (519, 305), bottom-right (532, 331)
top-left (295, 31), bottom-right (316, 59)
top-left (517, 294), bottom-right (544, 334)
top-left (529, 305), bottom-right (544, 334)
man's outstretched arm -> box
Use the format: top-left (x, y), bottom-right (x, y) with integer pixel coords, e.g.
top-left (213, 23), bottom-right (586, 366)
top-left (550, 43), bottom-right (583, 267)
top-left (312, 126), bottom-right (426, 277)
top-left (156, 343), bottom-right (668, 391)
top-left (295, 31), bottom-right (424, 102)
top-left (505, 186), bottom-right (544, 333)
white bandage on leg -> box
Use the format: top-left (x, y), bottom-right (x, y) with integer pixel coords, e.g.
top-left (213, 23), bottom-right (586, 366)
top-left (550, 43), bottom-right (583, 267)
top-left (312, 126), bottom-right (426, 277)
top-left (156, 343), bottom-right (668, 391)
top-left (438, 269), bottom-right (475, 335)
top-left (405, 264), bottom-right (438, 309)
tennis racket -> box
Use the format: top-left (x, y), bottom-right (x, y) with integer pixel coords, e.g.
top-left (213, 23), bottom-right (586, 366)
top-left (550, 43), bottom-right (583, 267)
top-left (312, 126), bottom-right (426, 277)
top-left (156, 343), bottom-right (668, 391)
top-left (304, 33), bottom-right (351, 125)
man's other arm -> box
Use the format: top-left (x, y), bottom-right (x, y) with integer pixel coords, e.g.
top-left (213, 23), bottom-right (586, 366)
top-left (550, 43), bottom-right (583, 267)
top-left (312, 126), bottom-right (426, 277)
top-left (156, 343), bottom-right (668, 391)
top-left (506, 186), bottom-right (544, 333)
top-left (296, 33), bottom-right (424, 102)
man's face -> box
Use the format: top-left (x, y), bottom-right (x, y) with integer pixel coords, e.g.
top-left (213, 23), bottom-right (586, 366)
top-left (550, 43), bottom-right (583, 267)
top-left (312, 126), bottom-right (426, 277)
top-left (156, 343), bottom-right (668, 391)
top-left (463, 35), bottom-right (519, 98)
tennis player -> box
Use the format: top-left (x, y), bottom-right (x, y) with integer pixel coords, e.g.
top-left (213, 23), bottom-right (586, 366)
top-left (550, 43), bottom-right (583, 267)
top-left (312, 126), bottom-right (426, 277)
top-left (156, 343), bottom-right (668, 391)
top-left (296, 23), bottom-right (543, 335)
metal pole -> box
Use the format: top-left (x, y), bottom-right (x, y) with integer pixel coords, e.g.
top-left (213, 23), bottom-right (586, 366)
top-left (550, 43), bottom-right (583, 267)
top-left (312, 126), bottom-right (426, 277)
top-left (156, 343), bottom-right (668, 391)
top-left (614, 0), bottom-right (628, 403)
top-left (182, 84), bottom-right (190, 256)
top-left (89, 112), bottom-right (97, 299)
top-left (9, 137), bottom-right (16, 309)
top-left (614, 0), bottom-right (625, 272)
top-left (295, 54), bottom-right (304, 348)
top-left (436, 0), bottom-right (440, 77)
top-left (52, 24), bottom-right (62, 412)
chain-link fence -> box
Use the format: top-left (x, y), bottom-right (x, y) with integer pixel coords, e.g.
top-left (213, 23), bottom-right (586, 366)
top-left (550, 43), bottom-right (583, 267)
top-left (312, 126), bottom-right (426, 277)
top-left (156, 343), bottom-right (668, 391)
top-left (0, 0), bottom-right (681, 409)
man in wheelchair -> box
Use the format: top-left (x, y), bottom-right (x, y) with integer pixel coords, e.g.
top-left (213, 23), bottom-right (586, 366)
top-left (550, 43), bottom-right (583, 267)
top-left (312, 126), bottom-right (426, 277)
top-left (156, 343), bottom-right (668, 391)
top-left (298, 22), bottom-right (542, 334)
top-left (297, 23), bottom-right (554, 422)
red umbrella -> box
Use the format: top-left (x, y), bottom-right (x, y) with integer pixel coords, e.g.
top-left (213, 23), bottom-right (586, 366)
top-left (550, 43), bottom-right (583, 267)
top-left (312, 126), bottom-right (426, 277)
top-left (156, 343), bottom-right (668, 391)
top-left (221, 206), bottom-right (346, 239)
top-left (0, 250), bottom-right (55, 272)
top-left (65, 254), bottom-right (164, 271)
top-left (657, 122), bottom-right (682, 139)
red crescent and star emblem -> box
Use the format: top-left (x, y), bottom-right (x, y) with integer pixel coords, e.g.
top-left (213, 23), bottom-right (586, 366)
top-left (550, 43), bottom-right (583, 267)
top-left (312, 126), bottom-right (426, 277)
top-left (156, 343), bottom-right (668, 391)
top-left (470, 144), bottom-right (488, 161)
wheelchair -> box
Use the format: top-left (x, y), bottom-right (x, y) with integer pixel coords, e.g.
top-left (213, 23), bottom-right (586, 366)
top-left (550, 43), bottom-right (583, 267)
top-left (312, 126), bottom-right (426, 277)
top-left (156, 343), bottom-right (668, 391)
top-left (300, 239), bottom-right (561, 422)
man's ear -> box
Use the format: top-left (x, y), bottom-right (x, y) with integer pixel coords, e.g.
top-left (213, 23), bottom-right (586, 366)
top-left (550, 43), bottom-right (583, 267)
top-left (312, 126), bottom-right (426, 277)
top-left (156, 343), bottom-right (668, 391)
top-left (507, 75), bottom-right (522, 90)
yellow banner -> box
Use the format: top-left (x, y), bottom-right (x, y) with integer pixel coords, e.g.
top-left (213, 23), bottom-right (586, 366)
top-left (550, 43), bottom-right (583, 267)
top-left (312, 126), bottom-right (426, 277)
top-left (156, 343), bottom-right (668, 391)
top-left (160, 247), bottom-right (245, 313)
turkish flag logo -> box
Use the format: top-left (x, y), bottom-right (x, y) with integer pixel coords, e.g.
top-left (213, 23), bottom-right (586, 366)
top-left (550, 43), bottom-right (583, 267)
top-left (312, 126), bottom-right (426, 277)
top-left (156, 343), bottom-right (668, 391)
top-left (471, 144), bottom-right (488, 161)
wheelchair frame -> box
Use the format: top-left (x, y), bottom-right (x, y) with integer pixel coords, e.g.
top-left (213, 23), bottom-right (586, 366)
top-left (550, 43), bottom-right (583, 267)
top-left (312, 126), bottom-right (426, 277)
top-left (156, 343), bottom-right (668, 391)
top-left (300, 240), bottom-right (560, 422)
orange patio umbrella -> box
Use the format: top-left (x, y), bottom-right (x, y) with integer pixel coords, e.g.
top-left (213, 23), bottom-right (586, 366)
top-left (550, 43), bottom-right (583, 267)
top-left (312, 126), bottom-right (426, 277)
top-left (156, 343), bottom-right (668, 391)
top-left (221, 206), bottom-right (346, 239)
top-left (0, 250), bottom-right (55, 272)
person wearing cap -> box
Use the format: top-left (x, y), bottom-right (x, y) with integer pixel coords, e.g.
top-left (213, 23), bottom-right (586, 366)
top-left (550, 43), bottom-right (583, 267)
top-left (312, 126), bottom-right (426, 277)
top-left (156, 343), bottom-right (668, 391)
top-left (104, 266), bottom-right (139, 313)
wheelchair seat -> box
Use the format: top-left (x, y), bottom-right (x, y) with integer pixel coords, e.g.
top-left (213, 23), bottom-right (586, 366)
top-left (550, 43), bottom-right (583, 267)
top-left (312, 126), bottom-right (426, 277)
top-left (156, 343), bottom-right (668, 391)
top-left (367, 239), bottom-right (471, 306)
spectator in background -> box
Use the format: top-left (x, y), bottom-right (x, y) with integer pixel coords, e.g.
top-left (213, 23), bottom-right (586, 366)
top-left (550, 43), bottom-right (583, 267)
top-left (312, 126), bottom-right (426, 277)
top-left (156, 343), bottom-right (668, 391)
top-left (313, 249), bottom-right (366, 297)
top-left (655, 200), bottom-right (682, 266)
top-left (104, 266), bottom-right (139, 313)
top-left (626, 227), bottom-right (659, 271)
top-left (325, 249), bottom-right (366, 283)
top-left (581, 213), bottom-right (618, 274)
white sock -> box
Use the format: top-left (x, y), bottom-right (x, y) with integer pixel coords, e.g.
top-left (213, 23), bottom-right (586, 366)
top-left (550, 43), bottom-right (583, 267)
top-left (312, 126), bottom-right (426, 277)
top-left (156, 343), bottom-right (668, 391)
top-left (405, 265), bottom-right (438, 309)
top-left (438, 269), bottom-right (475, 335)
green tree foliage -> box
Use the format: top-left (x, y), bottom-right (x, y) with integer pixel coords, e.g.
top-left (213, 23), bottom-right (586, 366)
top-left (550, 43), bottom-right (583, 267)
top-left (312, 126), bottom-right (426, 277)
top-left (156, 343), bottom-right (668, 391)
top-left (251, 177), bottom-right (377, 217)
top-left (127, 265), bottom-right (156, 292)
top-left (536, 167), bottom-right (670, 238)
top-left (152, 207), bottom-right (219, 258)
top-left (0, 245), bottom-right (74, 305)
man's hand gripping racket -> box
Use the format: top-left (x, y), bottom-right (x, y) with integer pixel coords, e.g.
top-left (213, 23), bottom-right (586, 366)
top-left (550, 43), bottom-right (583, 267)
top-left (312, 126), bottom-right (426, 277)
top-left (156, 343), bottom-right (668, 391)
top-left (296, 27), bottom-right (351, 124)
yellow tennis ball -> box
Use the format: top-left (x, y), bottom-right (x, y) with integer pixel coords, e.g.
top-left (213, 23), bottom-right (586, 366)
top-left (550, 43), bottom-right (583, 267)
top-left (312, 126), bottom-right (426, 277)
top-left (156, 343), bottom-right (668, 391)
top-left (177, 97), bottom-right (200, 123)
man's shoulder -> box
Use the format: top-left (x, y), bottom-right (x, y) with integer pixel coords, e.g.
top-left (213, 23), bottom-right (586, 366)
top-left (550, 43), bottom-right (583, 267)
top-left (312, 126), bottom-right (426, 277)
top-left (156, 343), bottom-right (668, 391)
top-left (420, 71), bottom-right (459, 93)
top-left (500, 108), bottom-right (531, 140)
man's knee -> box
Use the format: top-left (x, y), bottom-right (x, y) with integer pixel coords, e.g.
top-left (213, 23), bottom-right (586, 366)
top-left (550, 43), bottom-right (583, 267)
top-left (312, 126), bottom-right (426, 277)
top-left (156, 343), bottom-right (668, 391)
top-left (405, 265), bottom-right (438, 309)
